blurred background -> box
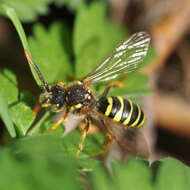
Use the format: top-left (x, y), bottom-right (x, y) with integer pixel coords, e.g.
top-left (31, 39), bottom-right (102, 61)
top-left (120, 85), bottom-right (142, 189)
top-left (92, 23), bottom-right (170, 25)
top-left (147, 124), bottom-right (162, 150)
top-left (0, 0), bottom-right (190, 165)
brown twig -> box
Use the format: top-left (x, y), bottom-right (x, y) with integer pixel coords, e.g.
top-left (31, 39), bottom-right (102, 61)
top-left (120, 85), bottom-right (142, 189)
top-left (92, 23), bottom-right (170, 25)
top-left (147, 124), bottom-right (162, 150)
top-left (144, 0), bottom-right (190, 75)
top-left (153, 91), bottom-right (190, 139)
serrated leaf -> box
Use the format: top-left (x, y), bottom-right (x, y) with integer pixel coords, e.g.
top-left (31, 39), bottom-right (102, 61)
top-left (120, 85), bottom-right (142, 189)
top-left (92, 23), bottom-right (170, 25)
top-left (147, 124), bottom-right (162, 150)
top-left (27, 111), bottom-right (51, 135)
top-left (156, 158), bottom-right (190, 190)
top-left (83, 133), bottom-right (104, 156)
top-left (0, 69), bottom-right (18, 137)
top-left (90, 159), bottom-right (153, 190)
top-left (0, 70), bottom-right (18, 137)
top-left (29, 22), bottom-right (72, 84)
top-left (91, 166), bottom-right (112, 190)
top-left (96, 72), bottom-right (150, 102)
top-left (61, 130), bottom-right (104, 157)
top-left (74, 2), bottom-right (106, 55)
top-left (124, 73), bottom-right (149, 90)
top-left (0, 0), bottom-right (52, 22)
top-left (0, 136), bottom-right (83, 190)
top-left (0, 69), bottom-right (18, 104)
top-left (112, 159), bottom-right (153, 190)
top-left (19, 90), bottom-right (35, 108)
top-left (0, 69), bottom-right (35, 137)
top-left (10, 102), bottom-right (35, 136)
top-left (108, 72), bottom-right (150, 97)
top-left (73, 1), bottom-right (125, 78)
top-left (0, 93), bottom-right (16, 138)
top-left (78, 157), bottom-right (101, 171)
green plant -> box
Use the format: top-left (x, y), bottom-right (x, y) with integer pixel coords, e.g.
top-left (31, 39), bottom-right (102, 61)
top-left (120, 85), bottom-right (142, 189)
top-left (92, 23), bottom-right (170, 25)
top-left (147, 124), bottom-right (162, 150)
top-left (0, 1), bottom-right (189, 190)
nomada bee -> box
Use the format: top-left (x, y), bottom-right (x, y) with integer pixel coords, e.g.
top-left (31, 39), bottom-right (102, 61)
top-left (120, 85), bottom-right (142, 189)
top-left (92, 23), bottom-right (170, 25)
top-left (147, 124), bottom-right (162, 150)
top-left (25, 32), bottom-right (150, 156)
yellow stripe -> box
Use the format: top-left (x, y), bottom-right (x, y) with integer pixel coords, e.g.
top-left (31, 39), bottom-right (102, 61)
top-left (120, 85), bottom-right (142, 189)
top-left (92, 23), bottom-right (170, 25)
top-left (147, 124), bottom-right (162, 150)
top-left (123, 100), bottom-right (133, 125)
top-left (137, 115), bottom-right (146, 128)
top-left (130, 105), bottom-right (141, 127)
top-left (105, 97), bottom-right (113, 116)
top-left (113, 96), bottom-right (124, 122)
top-left (42, 103), bottom-right (51, 108)
top-left (75, 103), bottom-right (82, 109)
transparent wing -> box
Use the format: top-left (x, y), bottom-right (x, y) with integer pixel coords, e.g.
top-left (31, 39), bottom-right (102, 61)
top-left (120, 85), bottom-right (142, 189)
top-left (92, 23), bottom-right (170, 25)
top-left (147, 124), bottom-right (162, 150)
top-left (82, 32), bottom-right (150, 83)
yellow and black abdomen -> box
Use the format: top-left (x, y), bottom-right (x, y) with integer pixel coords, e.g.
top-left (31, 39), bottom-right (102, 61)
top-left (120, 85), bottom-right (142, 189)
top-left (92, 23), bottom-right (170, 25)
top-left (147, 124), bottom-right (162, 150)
top-left (98, 96), bottom-right (145, 128)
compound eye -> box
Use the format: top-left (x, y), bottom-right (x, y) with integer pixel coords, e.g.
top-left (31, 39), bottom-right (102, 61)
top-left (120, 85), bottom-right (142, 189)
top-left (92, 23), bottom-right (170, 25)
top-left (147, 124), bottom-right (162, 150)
top-left (51, 104), bottom-right (61, 112)
top-left (39, 93), bottom-right (52, 108)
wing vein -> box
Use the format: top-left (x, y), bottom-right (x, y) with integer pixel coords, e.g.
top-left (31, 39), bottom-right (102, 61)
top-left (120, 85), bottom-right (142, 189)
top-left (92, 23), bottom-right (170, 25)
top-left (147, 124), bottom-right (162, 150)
top-left (82, 32), bottom-right (150, 84)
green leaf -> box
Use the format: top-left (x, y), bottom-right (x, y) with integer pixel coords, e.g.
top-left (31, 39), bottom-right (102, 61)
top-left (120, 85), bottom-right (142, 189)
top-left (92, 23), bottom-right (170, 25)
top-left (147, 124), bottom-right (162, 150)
top-left (27, 111), bottom-right (51, 135)
top-left (142, 47), bottom-right (156, 67)
top-left (0, 135), bottom-right (83, 190)
top-left (107, 72), bottom-right (149, 97)
top-left (61, 130), bottom-right (104, 157)
top-left (110, 73), bottom-right (151, 103)
top-left (10, 102), bottom-right (35, 136)
top-left (56, 0), bottom-right (85, 11)
top-left (0, 69), bottom-right (18, 137)
top-left (156, 158), bottom-right (190, 190)
top-left (90, 159), bottom-right (154, 190)
top-left (0, 4), bottom-right (30, 49)
top-left (82, 133), bottom-right (104, 156)
top-left (29, 22), bottom-right (72, 84)
top-left (73, 1), bottom-right (125, 78)
top-left (0, 93), bottom-right (16, 138)
top-left (96, 72), bottom-right (151, 104)
top-left (0, 4), bottom-right (44, 86)
top-left (78, 157), bottom-right (101, 171)
top-left (0, 0), bottom-right (52, 22)
top-left (91, 166), bottom-right (112, 190)
top-left (124, 73), bottom-right (149, 91)
top-left (19, 90), bottom-right (35, 108)
top-left (0, 69), bottom-right (18, 104)
top-left (0, 69), bottom-right (35, 137)
top-left (112, 159), bottom-right (153, 190)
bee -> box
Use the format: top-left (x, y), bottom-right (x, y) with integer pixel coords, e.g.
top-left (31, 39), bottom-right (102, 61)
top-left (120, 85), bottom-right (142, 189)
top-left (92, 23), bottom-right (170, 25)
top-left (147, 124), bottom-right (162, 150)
top-left (25, 32), bottom-right (150, 156)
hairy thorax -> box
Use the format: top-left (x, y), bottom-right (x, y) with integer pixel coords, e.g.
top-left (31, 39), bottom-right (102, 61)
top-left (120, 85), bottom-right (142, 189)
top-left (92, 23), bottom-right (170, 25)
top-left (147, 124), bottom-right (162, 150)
top-left (66, 83), bottom-right (95, 110)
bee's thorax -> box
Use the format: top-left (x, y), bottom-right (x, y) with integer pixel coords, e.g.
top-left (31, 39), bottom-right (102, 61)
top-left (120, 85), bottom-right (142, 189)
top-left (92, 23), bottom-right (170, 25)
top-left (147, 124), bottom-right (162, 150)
top-left (66, 84), bottom-right (94, 109)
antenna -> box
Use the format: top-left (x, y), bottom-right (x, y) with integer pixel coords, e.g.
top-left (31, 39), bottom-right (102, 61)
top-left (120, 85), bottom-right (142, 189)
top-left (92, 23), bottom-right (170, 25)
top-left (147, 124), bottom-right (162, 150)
top-left (24, 50), bottom-right (49, 91)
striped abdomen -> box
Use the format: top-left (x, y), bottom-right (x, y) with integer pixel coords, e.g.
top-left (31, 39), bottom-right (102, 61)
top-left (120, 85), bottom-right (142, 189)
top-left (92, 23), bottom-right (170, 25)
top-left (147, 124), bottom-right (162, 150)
top-left (98, 96), bottom-right (145, 128)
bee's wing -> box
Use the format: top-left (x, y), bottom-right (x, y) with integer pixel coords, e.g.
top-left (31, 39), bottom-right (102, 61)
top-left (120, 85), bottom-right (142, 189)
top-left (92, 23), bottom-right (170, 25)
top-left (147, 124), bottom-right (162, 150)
top-left (89, 109), bottom-right (140, 155)
top-left (82, 32), bottom-right (150, 84)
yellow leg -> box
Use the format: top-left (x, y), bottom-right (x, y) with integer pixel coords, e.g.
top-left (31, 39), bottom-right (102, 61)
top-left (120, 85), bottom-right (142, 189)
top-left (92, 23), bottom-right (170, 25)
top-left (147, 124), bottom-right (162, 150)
top-left (103, 131), bottom-right (113, 154)
top-left (76, 119), bottom-right (90, 157)
top-left (44, 112), bottom-right (68, 133)
top-left (99, 118), bottom-right (131, 155)
top-left (98, 119), bottom-right (114, 155)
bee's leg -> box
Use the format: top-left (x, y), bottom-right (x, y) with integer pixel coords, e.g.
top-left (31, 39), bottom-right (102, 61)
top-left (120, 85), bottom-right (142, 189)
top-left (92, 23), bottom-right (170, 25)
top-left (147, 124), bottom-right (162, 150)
top-left (103, 130), bottom-right (114, 155)
top-left (32, 104), bottom-right (42, 115)
top-left (44, 112), bottom-right (68, 133)
top-left (99, 119), bottom-right (131, 155)
top-left (98, 119), bottom-right (114, 154)
top-left (101, 81), bottom-right (124, 97)
top-left (76, 118), bottom-right (90, 157)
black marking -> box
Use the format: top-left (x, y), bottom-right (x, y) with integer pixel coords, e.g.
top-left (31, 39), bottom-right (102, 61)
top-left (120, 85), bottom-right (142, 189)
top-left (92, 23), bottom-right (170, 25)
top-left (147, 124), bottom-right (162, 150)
top-left (136, 110), bottom-right (144, 127)
top-left (98, 97), bottom-right (109, 114)
top-left (98, 96), bottom-right (145, 127)
top-left (67, 85), bottom-right (92, 107)
top-left (109, 96), bottom-right (121, 119)
top-left (120, 99), bottom-right (131, 123)
top-left (128, 103), bottom-right (139, 126)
